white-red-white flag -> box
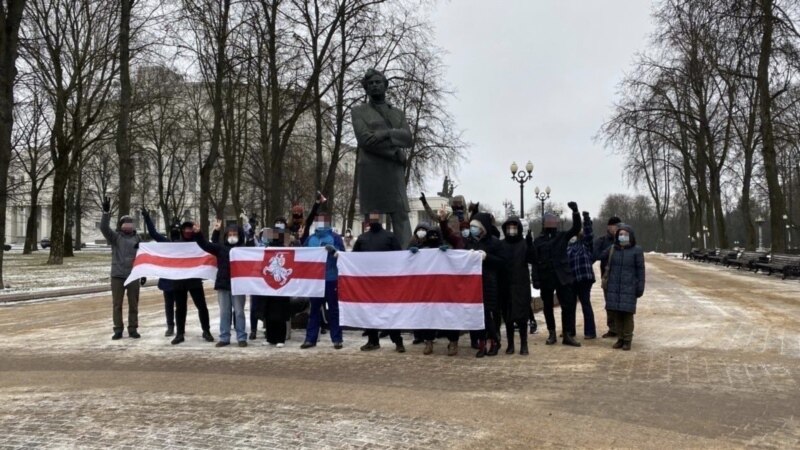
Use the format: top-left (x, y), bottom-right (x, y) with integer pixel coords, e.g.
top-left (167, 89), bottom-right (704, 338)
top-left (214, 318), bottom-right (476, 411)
top-left (230, 247), bottom-right (327, 297)
top-left (124, 242), bottom-right (218, 286)
top-left (337, 249), bottom-right (484, 330)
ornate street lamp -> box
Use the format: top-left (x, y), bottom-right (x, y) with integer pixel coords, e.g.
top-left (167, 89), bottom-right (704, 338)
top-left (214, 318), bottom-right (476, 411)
top-left (755, 216), bottom-right (765, 251)
top-left (534, 185), bottom-right (551, 230)
top-left (510, 161), bottom-right (533, 219)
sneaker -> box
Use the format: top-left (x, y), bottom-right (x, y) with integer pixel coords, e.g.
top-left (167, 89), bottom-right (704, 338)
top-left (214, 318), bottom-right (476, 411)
top-left (447, 342), bottom-right (458, 356)
top-left (602, 331), bottom-right (618, 339)
top-left (300, 341), bottom-right (316, 349)
top-left (165, 326), bottom-right (174, 337)
top-left (360, 342), bottom-right (380, 351)
top-left (215, 341), bottom-right (230, 348)
top-left (333, 342), bottom-right (343, 350)
top-left (276, 343), bottom-right (285, 348)
top-left (202, 331), bottom-right (215, 342)
top-left (112, 332), bottom-right (123, 340)
top-left (238, 341), bottom-right (248, 348)
top-left (249, 331), bottom-right (257, 340)
top-left (128, 330), bottom-right (141, 339)
top-left (395, 343), bottom-right (406, 353)
top-left (171, 334), bottom-right (185, 345)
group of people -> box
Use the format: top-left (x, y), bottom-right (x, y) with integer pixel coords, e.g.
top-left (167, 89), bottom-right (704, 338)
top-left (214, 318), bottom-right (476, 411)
top-left (100, 190), bottom-right (646, 355)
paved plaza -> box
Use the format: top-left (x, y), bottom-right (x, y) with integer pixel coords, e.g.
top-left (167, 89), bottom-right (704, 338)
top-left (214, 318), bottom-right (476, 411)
top-left (1, 254), bottom-right (799, 448)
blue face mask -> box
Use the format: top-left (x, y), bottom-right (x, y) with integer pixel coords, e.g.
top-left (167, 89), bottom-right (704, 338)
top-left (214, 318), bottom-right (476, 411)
top-left (618, 234), bottom-right (630, 246)
top-left (470, 226), bottom-right (481, 238)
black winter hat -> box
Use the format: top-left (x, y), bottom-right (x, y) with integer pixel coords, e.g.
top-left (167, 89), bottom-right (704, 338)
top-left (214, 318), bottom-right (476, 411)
top-left (607, 216), bottom-right (622, 226)
top-left (180, 221), bottom-right (194, 230)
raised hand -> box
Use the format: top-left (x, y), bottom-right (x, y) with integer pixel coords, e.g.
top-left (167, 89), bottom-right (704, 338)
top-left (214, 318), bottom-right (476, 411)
top-left (141, 206), bottom-right (150, 219)
top-left (419, 192), bottom-right (427, 203)
top-left (214, 219), bottom-right (222, 231)
top-left (317, 191), bottom-right (327, 204)
top-left (102, 196), bottom-right (111, 213)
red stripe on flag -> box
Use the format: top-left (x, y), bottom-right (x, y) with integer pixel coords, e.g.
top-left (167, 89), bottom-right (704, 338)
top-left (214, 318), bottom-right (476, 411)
top-left (230, 260), bottom-right (326, 280)
top-left (338, 274), bottom-right (483, 304)
top-left (133, 253), bottom-right (217, 268)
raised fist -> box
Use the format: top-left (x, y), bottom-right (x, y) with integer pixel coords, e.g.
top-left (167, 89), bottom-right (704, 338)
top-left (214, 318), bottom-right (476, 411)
top-left (419, 192), bottom-right (427, 203)
top-left (567, 201), bottom-right (578, 212)
top-left (141, 206), bottom-right (150, 219)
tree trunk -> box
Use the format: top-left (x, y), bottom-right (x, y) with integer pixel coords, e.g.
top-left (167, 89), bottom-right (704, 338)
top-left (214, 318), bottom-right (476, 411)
top-left (23, 186), bottom-right (41, 254)
top-left (74, 169), bottom-right (83, 251)
top-left (115, 0), bottom-right (134, 217)
top-left (63, 175), bottom-right (76, 258)
top-left (757, 0), bottom-right (786, 251)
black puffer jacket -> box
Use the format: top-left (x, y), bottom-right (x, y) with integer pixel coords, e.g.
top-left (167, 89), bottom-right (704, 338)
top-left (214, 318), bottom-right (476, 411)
top-left (195, 224), bottom-right (245, 291)
top-left (500, 216), bottom-right (534, 321)
top-left (600, 224), bottom-right (645, 313)
top-left (353, 226), bottom-right (401, 252)
top-left (466, 213), bottom-right (506, 310)
top-left (530, 210), bottom-right (581, 287)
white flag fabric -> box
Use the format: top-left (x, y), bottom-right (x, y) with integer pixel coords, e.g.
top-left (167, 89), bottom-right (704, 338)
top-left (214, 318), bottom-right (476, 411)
top-left (337, 249), bottom-right (484, 330)
top-left (124, 242), bottom-right (218, 286)
top-left (230, 247), bottom-right (327, 297)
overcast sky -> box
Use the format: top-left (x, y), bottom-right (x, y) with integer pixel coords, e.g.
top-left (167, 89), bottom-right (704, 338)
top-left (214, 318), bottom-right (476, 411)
top-left (422, 0), bottom-right (657, 220)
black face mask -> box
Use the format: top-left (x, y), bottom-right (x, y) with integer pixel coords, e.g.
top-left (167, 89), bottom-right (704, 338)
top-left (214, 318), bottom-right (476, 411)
top-left (369, 222), bottom-right (382, 232)
top-left (454, 209), bottom-right (465, 221)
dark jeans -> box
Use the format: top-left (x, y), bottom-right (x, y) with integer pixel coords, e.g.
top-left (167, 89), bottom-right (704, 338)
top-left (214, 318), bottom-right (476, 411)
top-left (366, 329), bottom-right (403, 346)
top-left (172, 287), bottom-right (211, 335)
top-left (540, 280), bottom-right (576, 335)
top-left (607, 310), bottom-right (635, 342)
top-left (417, 329), bottom-right (459, 342)
top-left (573, 280), bottom-right (597, 337)
top-left (306, 280), bottom-right (343, 344)
top-left (163, 291), bottom-right (175, 327)
top-left (111, 277), bottom-right (139, 332)
top-left (265, 297), bottom-right (290, 344)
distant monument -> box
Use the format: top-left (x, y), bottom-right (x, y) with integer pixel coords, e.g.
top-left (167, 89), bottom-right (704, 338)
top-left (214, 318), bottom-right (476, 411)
top-left (437, 175), bottom-right (456, 199)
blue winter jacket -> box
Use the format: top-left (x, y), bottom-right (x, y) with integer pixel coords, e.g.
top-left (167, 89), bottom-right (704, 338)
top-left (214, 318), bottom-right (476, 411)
top-left (305, 228), bottom-right (345, 281)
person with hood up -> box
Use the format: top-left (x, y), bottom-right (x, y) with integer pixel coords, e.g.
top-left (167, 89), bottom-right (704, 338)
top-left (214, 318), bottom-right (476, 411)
top-left (567, 211), bottom-right (597, 339)
top-left (355, 211), bottom-right (405, 353)
top-left (594, 216), bottom-right (622, 338)
top-left (599, 224), bottom-right (645, 351)
top-left (408, 225), bottom-right (460, 356)
top-left (465, 212), bottom-right (506, 357)
top-left (530, 202), bottom-right (582, 347)
top-left (499, 216), bottom-right (533, 355)
top-left (300, 210), bottom-right (345, 349)
top-left (100, 196), bottom-right (142, 340)
top-left (194, 219), bottom-right (248, 347)
top-left (141, 207), bottom-right (215, 345)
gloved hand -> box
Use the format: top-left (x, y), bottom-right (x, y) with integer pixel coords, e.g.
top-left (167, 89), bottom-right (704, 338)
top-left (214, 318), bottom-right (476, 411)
top-left (102, 196), bottom-right (111, 213)
top-left (582, 211), bottom-right (590, 220)
top-left (141, 206), bottom-right (150, 220)
top-left (439, 245), bottom-right (450, 252)
top-left (568, 201), bottom-right (578, 212)
top-left (533, 281), bottom-right (541, 290)
top-left (139, 277), bottom-right (147, 286)
top-left (409, 246), bottom-right (419, 254)
top-left (419, 192), bottom-right (427, 203)
top-left (324, 244), bottom-right (337, 255)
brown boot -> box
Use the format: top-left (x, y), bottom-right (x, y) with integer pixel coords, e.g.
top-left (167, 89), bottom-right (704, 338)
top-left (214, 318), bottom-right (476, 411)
top-left (423, 340), bottom-right (434, 355)
top-left (447, 341), bottom-right (458, 356)
top-left (612, 339), bottom-right (624, 349)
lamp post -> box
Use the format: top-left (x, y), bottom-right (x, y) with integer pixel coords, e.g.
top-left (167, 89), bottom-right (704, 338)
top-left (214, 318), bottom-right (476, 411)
top-left (755, 216), bottom-right (765, 251)
top-left (509, 161), bottom-right (533, 218)
top-left (783, 214), bottom-right (791, 250)
top-left (534, 185), bottom-right (551, 230)
top-left (702, 225), bottom-right (709, 249)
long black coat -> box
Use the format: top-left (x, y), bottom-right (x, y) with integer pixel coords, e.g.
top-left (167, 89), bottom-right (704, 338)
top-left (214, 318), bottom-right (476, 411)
top-left (600, 225), bottom-right (646, 313)
top-left (195, 225), bottom-right (245, 291)
top-left (351, 101), bottom-right (412, 214)
top-left (530, 210), bottom-right (581, 287)
top-left (500, 217), bottom-right (534, 322)
top-left (466, 213), bottom-right (506, 310)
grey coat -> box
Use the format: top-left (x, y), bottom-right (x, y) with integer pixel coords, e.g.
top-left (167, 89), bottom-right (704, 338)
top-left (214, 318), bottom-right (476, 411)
top-left (100, 213), bottom-right (141, 279)
top-left (600, 225), bottom-right (645, 314)
top-left (351, 101), bottom-right (412, 214)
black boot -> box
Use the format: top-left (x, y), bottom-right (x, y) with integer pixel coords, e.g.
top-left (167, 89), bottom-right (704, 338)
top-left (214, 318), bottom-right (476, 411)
top-left (505, 341), bottom-right (515, 354)
top-left (171, 334), bottom-right (185, 345)
top-left (546, 330), bottom-right (557, 345)
top-left (562, 334), bottom-right (582, 347)
top-left (520, 339), bottom-right (529, 355)
top-left (475, 340), bottom-right (486, 358)
top-left (487, 339), bottom-right (500, 356)
top-left (165, 325), bottom-right (174, 337)
top-left (202, 331), bottom-right (214, 342)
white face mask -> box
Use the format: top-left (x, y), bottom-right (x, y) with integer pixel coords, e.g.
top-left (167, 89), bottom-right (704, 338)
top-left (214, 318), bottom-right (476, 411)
top-left (618, 234), bottom-right (630, 246)
top-left (415, 230), bottom-right (427, 239)
top-left (461, 229), bottom-right (470, 238)
top-left (227, 236), bottom-right (239, 245)
top-left (274, 223), bottom-right (285, 230)
top-left (569, 237), bottom-right (578, 245)
top-left (506, 226), bottom-right (518, 237)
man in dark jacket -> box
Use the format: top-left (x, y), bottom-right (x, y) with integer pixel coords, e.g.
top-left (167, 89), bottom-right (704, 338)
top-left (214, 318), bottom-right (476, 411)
top-left (141, 207), bottom-right (214, 345)
top-left (594, 216), bottom-right (621, 338)
top-left (100, 197), bottom-right (141, 340)
top-left (355, 211), bottom-right (405, 352)
top-left (530, 202), bottom-right (582, 347)
top-left (568, 212), bottom-right (597, 339)
top-left (466, 212), bottom-right (506, 357)
top-left (599, 224), bottom-right (645, 351)
top-left (351, 69), bottom-right (413, 247)
top-left (195, 220), bottom-right (248, 347)
top-left (500, 216), bottom-right (533, 355)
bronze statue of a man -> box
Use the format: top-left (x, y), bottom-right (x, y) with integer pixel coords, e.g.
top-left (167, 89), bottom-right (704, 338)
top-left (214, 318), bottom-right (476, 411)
top-left (350, 69), bottom-right (413, 246)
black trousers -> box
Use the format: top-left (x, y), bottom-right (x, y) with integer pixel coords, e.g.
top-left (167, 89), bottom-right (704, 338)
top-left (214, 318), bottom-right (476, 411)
top-left (366, 329), bottom-right (403, 346)
top-left (417, 329), bottom-right (459, 342)
top-left (173, 287), bottom-right (212, 335)
top-left (250, 296), bottom-right (267, 333)
top-left (505, 319), bottom-right (528, 347)
top-left (540, 280), bottom-right (576, 335)
top-left (265, 297), bottom-right (290, 344)
top-left (163, 291), bottom-right (175, 327)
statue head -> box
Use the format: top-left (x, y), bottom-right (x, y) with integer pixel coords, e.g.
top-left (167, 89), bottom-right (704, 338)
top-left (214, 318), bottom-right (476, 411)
top-left (361, 68), bottom-right (388, 99)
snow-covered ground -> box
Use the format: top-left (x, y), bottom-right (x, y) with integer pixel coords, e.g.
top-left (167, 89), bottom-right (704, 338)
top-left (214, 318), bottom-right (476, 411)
top-left (2, 250), bottom-right (112, 293)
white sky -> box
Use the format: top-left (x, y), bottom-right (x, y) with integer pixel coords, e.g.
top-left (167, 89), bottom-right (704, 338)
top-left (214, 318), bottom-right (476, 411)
top-left (423, 0), bottom-right (657, 219)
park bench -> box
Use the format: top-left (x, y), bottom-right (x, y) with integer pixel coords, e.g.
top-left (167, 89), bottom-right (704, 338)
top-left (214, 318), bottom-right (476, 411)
top-left (754, 253), bottom-right (800, 279)
top-left (725, 251), bottom-right (768, 271)
top-left (689, 248), bottom-right (708, 261)
top-left (707, 249), bottom-right (736, 265)
top-left (682, 248), bottom-right (699, 260)
top-left (699, 249), bottom-right (718, 263)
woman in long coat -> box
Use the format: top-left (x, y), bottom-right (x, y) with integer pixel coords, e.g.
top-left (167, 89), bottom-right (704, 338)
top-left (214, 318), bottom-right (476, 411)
top-left (599, 224), bottom-right (645, 351)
